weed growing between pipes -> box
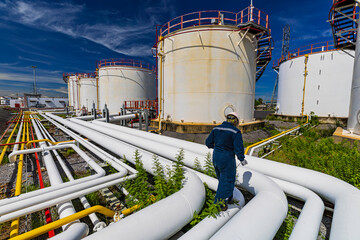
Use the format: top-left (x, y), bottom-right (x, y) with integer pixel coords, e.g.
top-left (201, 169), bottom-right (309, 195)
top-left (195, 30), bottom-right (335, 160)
top-left (123, 149), bottom-right (185, 212)
top-left (273, 204), bottom-right (298, 240)
top-left (188, 183), bottom-right (223, 227)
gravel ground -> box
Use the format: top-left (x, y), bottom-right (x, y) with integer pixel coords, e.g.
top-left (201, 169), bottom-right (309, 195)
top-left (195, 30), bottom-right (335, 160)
top-left (266, 120), bottom-right (299, 129)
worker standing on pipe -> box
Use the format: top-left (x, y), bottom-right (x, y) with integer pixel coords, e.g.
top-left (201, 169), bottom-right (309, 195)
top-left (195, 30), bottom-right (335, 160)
top-left (205, 112), bottom-right (246, 211)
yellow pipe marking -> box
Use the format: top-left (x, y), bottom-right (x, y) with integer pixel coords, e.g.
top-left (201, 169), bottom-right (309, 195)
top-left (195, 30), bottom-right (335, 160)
top-left (245, 115), bottom-right (309, 155)
top-left (26, 139), bottom-right (75, 149)
top-left (10, 206), bottom-right (115, 240)
top-left (10, 113), bottom-right (28, 237)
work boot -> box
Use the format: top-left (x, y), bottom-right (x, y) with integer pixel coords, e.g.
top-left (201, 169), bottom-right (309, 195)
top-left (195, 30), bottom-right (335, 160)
top-left (221, 203), bottom-right (228, 211)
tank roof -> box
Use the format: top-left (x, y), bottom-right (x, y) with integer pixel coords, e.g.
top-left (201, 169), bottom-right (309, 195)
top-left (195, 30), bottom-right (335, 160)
top-left (158, 6), bottom-right (270, 38)
top-left (273, 40), bottom-right (340, 68)
top-left (96, 59), bottom-right (155, 72)
top-left (62, 72), bottom-right (96, 83)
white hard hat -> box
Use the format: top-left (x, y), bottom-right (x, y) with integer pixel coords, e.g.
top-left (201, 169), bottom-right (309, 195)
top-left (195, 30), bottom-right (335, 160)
top-left (226, 112), bottom-right (239, 121)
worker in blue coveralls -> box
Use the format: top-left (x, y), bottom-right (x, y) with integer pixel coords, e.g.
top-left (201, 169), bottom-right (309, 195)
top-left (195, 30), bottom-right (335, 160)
top-left (205, 112), bottom-right (247, 211)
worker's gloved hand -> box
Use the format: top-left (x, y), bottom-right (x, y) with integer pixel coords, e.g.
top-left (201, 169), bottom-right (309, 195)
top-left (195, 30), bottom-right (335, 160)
top-left (240, 159), bottom-right (248, 166)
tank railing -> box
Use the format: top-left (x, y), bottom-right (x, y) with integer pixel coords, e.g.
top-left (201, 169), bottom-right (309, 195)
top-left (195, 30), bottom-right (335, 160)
top-left (236, 6), bottom-right (269, 29)
top-left (273, 41), bottom-right (336, 68)
top-left (62, 73), bottom-right (96, 78)
top-left (124, 100), bottom-right (158, 110)
top-left (96, 59), bottom-right (156, 72)
top-left (159, 6), bottom-right (269, 37)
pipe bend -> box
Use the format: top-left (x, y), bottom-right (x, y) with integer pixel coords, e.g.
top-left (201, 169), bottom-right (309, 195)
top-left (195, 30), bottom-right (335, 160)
top-left (84, 171), bottom-right (205, 240)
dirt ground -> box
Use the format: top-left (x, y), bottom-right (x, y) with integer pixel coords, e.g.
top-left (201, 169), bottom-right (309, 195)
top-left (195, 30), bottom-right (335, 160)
top-left (0, 108), bottom-right (13, 135)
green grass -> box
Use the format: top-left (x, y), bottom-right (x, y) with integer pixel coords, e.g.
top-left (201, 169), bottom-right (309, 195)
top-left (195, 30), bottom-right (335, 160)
top-left (267, 126), bottom-right (360, 189)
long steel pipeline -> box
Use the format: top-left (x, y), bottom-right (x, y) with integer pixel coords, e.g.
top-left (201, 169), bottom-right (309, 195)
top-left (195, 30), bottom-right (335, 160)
top-left (34, 118), bottom-right (104, 231)
top-left (84, 171), bottom-right (205, 240)
top-left (86, 120), bottom-right (350, 239)
top-left (43, 113), bottom-right (212, 239)
top-left (48, 113), bottom-right (287, 240)
top-left (31, 118), bottom-right (85, 232)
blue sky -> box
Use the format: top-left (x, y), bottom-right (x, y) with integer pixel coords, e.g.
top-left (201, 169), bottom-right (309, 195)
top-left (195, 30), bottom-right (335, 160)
top-left (0, 0), bottom-right (333, 99)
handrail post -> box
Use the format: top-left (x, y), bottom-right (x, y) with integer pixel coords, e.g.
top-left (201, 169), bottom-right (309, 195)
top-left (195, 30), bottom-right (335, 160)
top-left (250, 5), bottom-right (253, 22)
top-left (199, 12), bottom-right (201, 26)
top-left (181, 16), bottom-right (183, 29)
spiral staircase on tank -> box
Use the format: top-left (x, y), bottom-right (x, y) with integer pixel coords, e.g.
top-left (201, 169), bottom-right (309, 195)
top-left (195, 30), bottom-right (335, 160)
top-left (329, 0), bottom-right (359, 49)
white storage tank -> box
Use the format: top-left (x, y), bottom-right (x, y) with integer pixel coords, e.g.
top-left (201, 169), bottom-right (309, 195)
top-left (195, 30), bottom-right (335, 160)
top-left (63, 73), bottom-right (79, 110)
top-left (276, 41), bottom-right (354, 118)
top-left (157, 9), bottom-right (271, 124)
top-left (97, 59), bottom-right (156, 114)
top-left (78, 73), bottom-right (97, 111)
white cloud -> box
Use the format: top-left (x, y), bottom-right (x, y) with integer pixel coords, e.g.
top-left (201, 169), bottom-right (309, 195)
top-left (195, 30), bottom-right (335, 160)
top-left (0, 0), bottom-right (174, 57)
top-left (18, 56), bottom-right (52, 65)
top-left (38, 87), bottom-right (68, 95)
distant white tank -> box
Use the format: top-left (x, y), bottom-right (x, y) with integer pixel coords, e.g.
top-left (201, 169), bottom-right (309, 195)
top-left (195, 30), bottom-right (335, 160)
top-left (157, 9), bottom-right (271, 124)
top-left (63, 73), bottom-right (79, 110)
top-left (97, 59), bottom-right (156, 114)
top-left (276, 41), bottom-right (354, 118)
top-left (78, 73), bottom-right (97, 111)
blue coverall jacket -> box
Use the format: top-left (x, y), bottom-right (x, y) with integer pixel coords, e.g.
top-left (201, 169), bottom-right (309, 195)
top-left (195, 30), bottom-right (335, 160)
top-left (205, 121), bottom-right (245, 203)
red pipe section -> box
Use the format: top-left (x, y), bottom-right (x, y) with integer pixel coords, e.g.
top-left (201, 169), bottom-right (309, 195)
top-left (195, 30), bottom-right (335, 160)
top-left (0, 141), bottom-right (28, 147)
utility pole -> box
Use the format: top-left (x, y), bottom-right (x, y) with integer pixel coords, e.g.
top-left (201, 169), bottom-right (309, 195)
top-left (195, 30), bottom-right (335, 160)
top-left (31, 66), bottom-right (37, 95)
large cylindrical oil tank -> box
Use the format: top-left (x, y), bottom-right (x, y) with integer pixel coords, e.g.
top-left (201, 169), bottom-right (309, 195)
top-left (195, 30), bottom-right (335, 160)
top-left (158, 14), bottom-right (260, 124)
top-left (97, 59), bottom-right (156, 114)
top-left (276, 42), bottom-right (354, 118)
top-left (78, 73), bottom-right (97, 111)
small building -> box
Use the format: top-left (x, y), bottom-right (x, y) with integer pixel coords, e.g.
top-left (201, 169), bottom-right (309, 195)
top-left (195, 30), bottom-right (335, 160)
top-left (24, 93), bottom-right (68, 109)
top-left (0, 96), bottom-right (10, 106)
top-left (10, 97), bottom-right (24, 108)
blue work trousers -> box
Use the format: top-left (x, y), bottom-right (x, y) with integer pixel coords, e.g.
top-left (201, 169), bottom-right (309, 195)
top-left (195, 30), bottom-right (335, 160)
top-left (213, 150), bottom-right (236, 203)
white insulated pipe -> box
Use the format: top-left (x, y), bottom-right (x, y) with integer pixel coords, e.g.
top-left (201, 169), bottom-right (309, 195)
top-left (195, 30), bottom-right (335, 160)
top-left (179, 188), bottom-right (244, 240)
top-left (41, 114), bottom-right (131, 173)
top-left (31, 118), bottom-right (81, 231)
top-left (10, 144), bottom-right (105, 175)
top-left (12, 116), bottom-right (24, 152)
top-left (269, 177), bottom-right (324, 240)
top-left (88, 121), bottom-right (332, 239)
top-left (0, 172), bottom-right (136, 223)
top-left (92, 120), bottom-right (209, 155)
top-left (53, 116), bottom-right (288, 240)
top-left (49, 221), bottom-right (89, 240)
top-left (84, 171), bottom-right (205, 240)
top-left (246, 155), bottom-right (360, 240)
top-left (74, 115), bottom-right (101, 120)
top-left (35, 119), bottom-right (104, 231)
top-left (49, 114), bottom-right (226, 193)
top-left (93, 113), bottom-right (140, 123)
top-left (347, 11), bottom-right (360, 134)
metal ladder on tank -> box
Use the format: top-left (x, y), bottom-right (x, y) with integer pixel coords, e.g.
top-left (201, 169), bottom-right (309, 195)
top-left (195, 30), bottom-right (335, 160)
top-left (255, 31), bottom-right (272, 81)
top-left (329, 0), bottom-right (359, 50)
